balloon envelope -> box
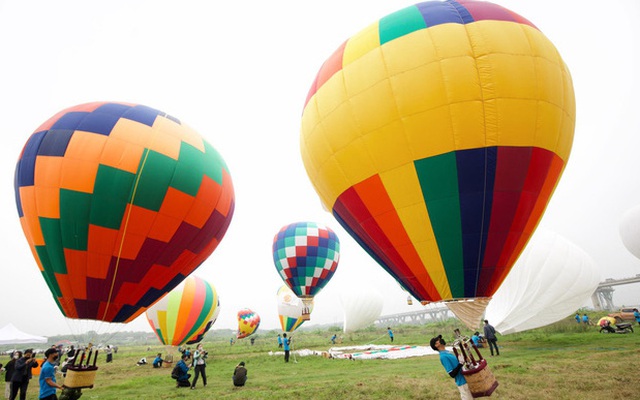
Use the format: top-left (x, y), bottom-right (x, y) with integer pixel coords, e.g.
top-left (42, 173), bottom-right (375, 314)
top-left (277, 285), bottom-right (313, 333)
top-left (272, 222), bottom-right (340, 301)
top-left (485, 231), bottom-right (601, 334)
top-left (15, 102), bottom-right (235, 323)
top-left (619, 205), bottom-right (640, 260)
top-left (237, 308), bottom-right (260, 339)
top-left (340, 286), bottom-right (384, 333)
top-left (145, 276), bottom-right (220, 346)
top-left (300, 1), bottom-right (574, 320)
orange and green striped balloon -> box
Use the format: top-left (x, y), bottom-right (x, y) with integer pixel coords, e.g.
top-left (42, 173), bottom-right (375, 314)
top-left (301, 0), bottom-right (574, 305)
top-left (146, 275), bottom-right (220, 346)
top-left (14, 102), bottom-right (234, 323)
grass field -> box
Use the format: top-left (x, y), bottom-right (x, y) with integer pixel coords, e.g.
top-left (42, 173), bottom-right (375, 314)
top-left (2, 316), bottom-right (639, 400)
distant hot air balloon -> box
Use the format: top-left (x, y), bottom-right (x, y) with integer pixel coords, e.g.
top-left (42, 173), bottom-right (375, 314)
top-left (277, 285), bottom-right (313, 333)
top-left (146, 276), bottom-right (221, 346)
top-left (300, 0), bottom-right (575, 327)
top-left (619, 205), bottom-right (640, 260)
top-left (484, 231), bottom-right (601, 334)
top-left (237, 308), bottom-right (260, 339)
top-left (272, 222), bottom-right (340, 320)
top-left (340, 286), bottom-right (384, 333)
top-left (14, 102), bottom-right (235, 324)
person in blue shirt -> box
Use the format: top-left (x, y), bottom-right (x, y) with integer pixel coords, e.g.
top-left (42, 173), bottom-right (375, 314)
top-left (277, 334), bottom-right (283, 348)
top-left (175, 354), bottom-right (191, 388)
top-left (575, 313), bottom-right (581, 323)
top-left (282, 333), bottom-right (291, 363)
top-left (471, 332), bottom-right (484, 348)
top-left (430, 335), bottom-right (473, 400)
top-left (39, 348), bottom-right (62, 400)
top-left (153, 353), bottom-right (163, 368)
top-left (387, 327), bottom-right (394, 342)
top-left (582, 314), bottom-right (589, 325)
top-left (634, 308), bottom-right (640, 326)
top-left (331, 334), bottom-right (337, 345)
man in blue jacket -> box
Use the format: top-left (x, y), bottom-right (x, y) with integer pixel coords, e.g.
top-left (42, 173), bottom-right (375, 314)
top-left (174, 354), bottom-right (191, 388)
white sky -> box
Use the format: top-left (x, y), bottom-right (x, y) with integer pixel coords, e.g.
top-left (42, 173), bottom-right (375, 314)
top-left (0, 0), bottom-right (639, 338)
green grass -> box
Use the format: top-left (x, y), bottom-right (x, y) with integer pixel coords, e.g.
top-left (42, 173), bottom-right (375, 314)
top-left (5, 316), bottom-right (640, 400)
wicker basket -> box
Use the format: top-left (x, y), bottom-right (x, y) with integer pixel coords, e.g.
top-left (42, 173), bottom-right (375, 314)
top-left (162, 354), bottom-right (174, 368)
top-left (63, 366), bottom-right (98, 389)
top-left (461, 359), bottom-right (498, 398)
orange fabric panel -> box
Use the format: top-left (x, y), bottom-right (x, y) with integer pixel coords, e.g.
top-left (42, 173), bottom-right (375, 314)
top-left (62, 249), bottom-right (88, 300)
top-left (184, 176), bottom-right (218, 228)
top-left (159, 187), bottom-right (194, 220)
top-left (86, 252), bottom-right (112, 280)
top-left (99, 136), bottom-right (145, 174)
top-left (148, 213), bottom-right (183, 243)
top-left (60, 157), bottom-right (99, 193)
top-left (65, 130), bottom-right (108, 164)
top-left (88, 225), bottom-right (119, 256)
top-left (216, 170), bottom-right (235, 216)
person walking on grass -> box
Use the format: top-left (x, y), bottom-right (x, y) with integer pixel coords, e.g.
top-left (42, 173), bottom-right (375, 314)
top-left (430, 335), bottom-right (473, 400)
top-left (483, 320), bottom-right (499, 356)
top-left (190, 344), bottom-right (208, 389)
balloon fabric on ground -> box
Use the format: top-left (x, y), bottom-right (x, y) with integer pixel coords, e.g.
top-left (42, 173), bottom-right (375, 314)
top-left (485, 230), bottom-right (601, 334)
top-left (277, 285), bottom-right (313, 333)
top-left (145, 275), bottom-right (220, 346)
top-left (300, 0), bottom-right (575, 323)
top-left (14, 102), bottom-right (235, 324)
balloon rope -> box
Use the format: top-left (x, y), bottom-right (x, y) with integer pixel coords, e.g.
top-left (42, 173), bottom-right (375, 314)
top-left (101, 148), bottom-right (151, 322)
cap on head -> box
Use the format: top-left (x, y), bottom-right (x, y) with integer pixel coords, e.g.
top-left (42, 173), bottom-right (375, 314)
top-left (429, 335), bottom-right (442, 351)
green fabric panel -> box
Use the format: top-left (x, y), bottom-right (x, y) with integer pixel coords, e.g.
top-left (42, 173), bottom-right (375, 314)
top-left (414, 153), bottom-right (464, 298)
top-left (91, 164), bottom-right (136, 229)
top-left (379, 5), bottom-right (426, 45)
top-left (172, 142), bottom-right (205, 197)
top-left (202, 141), bottom-right (226, 185)
top-left (132, 149), bottom-right (177, 211)
top-left (38, 218), bottom-right (65, 277)
top-left (59, 189), bottom-right (91, 250)
top-left (35, 244), bottom-right (63, 296)
top-left (185, 285), bottom-right (215, 341)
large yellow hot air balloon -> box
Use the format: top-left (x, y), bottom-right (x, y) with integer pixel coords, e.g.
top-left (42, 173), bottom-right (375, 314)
top-left (301, 0), bottom-right (575, 328)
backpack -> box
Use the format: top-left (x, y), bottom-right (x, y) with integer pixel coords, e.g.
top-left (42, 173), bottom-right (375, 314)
top-left (170, 365), bottom-right (180, 380)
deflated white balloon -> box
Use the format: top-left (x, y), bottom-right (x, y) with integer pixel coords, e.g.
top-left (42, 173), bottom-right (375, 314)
top-left (619, 205), bottom-right (640, 260)
top-left (340, 287), bottom-right (384, 333)
top-left (485, 230), bottom-right (601, 334)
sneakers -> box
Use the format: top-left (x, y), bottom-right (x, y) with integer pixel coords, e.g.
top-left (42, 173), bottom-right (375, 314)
top-left (190, 387), bottom-right (195, 390)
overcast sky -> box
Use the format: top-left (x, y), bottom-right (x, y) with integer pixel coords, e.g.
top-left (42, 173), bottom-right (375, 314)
top-left (1, 0), bottom-right (639, 339)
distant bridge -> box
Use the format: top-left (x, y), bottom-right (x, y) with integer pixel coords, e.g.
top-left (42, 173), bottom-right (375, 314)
top-left (373, 275), bottom-right (640, 325)
top-left (375, 305), bottom-right (453, 327)
top-left (592, 274), bottom-right (640, 310)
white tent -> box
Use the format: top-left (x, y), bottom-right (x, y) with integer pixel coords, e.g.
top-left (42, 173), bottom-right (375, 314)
top-left (0, 323), bottom-right (47, 345)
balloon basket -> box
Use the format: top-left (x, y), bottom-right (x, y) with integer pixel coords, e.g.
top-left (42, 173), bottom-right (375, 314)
top-left (63, 366), bottom-right (98, 389)
top-left (461, 359), bottom-right (498, 398)
top-left (452, 335), bottom-right (498, 398)
top-left (163, 354), bottom-right (174, 368)
top-left (62, 348), bottom-right (99, 389)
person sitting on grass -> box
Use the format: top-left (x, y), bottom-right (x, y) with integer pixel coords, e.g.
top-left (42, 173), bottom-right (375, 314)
top-left (175, 354), bottom-right (191, 388)
top-left (233, 361), bottom-right (247, 387)
top-left (153, 354), bottom-right (163, 368)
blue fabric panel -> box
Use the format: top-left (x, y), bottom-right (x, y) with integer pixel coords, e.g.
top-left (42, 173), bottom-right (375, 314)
top-left (123, 105), bottom-right (164, 127)
top-left (455, 147), bottom-right (497, 297)
top-left (37, 129), bottom-right (74, 156)
top-left (417, 1), bottom-right (465, 26)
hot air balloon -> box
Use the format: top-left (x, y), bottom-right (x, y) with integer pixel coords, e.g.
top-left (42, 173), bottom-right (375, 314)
top-left (237, 308), bottom-right (260, 339)
top-left (340, 286), bottom-right (384, 333)
top-left (619, 205), bottom-right (640, 260)
top-left (300, 0), bottom-right (575, 328)
top-left (484, 231), bottom-right (601, 334)
top-left (277, 285), bottom-right (314, 333)
top-left (272, 222), bottom-right (340, 320)
top-left (14, 102), bottom-right (235, 324)
top-left (146, 276), bottom-right (221, 346)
